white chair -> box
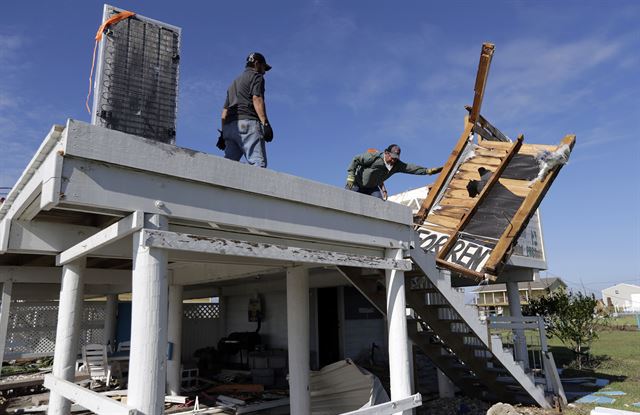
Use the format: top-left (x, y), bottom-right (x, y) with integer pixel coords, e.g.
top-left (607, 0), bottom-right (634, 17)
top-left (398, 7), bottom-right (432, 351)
top-left (117, 340), bottom-right (130, 353)
top-left (82, 343), bottom-right (111, 387)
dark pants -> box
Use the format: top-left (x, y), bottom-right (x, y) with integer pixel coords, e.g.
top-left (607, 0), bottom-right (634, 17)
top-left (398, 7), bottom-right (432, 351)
top-left (346, 184), bottom-right (383, 199)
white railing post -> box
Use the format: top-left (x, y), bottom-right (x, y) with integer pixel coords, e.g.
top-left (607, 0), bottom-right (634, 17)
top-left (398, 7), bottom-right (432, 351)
top-left (506, 281), bottom-right (529, 370)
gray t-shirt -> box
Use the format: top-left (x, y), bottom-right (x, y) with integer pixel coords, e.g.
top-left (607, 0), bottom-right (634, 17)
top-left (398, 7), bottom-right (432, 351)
top-left (224, 68), bottom-right (265, 122)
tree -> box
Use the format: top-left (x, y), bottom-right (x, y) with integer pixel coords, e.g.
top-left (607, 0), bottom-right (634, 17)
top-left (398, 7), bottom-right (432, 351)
top-left (523, 288), bottom-right (607, 368)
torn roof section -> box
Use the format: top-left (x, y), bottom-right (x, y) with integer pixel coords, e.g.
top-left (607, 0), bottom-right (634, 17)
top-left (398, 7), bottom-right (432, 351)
top-left (413, 43), bottom-right (576, 282)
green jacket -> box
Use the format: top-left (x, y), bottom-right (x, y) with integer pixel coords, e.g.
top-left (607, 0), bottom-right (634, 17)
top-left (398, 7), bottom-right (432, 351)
top-left (347, 151), bottom-right (428, 188)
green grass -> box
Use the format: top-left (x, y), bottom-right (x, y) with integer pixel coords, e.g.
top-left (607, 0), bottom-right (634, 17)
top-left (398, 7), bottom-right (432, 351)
top-left (605, 314), bottom-right (640, 330)
top-left (548, 319), bottom-right (640, 414)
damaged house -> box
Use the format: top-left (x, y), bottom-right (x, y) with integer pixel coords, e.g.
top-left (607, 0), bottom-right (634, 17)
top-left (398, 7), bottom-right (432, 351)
top-left (0, 6), bottom-right (575, 415)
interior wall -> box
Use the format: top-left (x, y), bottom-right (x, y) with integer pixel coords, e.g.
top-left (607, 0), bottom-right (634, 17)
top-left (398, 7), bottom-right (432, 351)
top-left (342, 287), bottom-right (387, 364)
top-left (225, 291), bottom-right (288, 349)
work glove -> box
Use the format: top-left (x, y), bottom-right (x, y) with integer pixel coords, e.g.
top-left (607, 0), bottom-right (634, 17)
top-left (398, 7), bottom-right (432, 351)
top-left (346, 174), bottom-right (355, 189)
top-left (216, 129), bottom-right (226, 150)
top-left (427, 166), bottom-right (444, 175)
top-left (262, 122), bottom-right (274, 142)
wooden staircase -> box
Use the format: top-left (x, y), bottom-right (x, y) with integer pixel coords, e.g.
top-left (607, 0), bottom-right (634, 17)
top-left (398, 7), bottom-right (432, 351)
top-left (338, 230), bottom-right (561, 408)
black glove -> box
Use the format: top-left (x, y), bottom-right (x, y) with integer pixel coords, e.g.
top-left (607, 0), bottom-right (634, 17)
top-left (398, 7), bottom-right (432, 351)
top-left (262, 122), bottom-right (274, 142)
top-left (216, 129), bottom-right (226, 150)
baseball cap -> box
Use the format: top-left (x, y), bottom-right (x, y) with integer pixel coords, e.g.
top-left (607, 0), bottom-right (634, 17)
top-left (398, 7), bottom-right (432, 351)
top-left (247, 52), bottom-right (272, 71)
top-left (385, 144), bottom-right (401, 159)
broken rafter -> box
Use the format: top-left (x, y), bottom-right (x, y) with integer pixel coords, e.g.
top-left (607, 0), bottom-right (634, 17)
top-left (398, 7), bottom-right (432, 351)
top-left (469, 42), bottom-right (495, 125)
top-left (415, 119), bottom-right (474, 223)
top-left (465, 105), bottom-right (511, 142)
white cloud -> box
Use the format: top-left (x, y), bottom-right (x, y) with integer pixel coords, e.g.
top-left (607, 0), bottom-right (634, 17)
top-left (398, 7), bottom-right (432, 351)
top-left (339, 64), bottom-right (406, 111)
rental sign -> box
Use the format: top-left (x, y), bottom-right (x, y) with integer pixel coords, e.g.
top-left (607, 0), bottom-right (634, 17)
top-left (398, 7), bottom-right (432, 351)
top-left (417, 227), bottom-right (492, 273)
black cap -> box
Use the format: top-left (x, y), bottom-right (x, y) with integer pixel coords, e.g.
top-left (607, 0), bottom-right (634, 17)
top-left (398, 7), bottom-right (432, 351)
top-left (247, 52), bottom-right (272, 71)
top-left (385, 144), bottom-right (401, 159)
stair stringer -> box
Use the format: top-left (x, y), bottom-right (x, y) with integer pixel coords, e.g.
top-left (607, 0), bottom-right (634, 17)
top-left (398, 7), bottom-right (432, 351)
top-left (336, 266), bottom-right (496, 400)
top-left (408, 235), bottom-right (551, 408)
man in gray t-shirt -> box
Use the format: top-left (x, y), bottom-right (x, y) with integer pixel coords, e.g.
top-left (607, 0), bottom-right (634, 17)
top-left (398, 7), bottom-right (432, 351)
top-left (219, 52), bottom-right (274, 168)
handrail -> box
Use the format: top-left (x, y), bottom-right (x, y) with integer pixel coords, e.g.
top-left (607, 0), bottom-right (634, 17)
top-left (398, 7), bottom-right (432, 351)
top-left (487, 315), bottom-right (566, 407)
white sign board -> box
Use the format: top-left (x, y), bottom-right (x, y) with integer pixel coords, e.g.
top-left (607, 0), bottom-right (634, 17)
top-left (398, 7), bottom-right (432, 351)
top-left (417, 227), bottom-right (492, 273)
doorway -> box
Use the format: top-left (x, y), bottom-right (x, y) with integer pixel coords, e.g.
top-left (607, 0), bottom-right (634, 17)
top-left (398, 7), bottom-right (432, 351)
top-left (317, 287), bottom-right (341, 367)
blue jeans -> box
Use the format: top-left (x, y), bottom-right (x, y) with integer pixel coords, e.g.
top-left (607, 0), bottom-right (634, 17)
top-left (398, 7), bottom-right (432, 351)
top-left (346, 184), bottom-right (383, 199)
top-left (223, 119), bottom-right (267, 168)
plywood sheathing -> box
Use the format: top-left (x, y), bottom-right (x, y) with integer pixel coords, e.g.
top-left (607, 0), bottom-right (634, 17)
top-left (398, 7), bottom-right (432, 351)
top-left (435, 135), bottom-right (524, 279)
top-left (483, 134), bottom-right (576, 275)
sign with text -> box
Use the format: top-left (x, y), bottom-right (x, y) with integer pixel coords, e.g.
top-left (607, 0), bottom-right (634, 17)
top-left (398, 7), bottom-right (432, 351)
top-left (417, 227), bottom-right (493, 273)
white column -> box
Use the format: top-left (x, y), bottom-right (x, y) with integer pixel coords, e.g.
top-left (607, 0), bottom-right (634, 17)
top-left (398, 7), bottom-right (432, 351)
top-left (128, 214), bottom-right (169, 415)
top-left (286, 266), bottom-right (310, 414)
top-left (167, 283), bottom-right (183, 396)
top-left (385, 248), bottom-right (412, 414)
top-left (48, 259), bottom-right (86, 415)
top-left (104, 294), bottom-right (118, 350)
top-left (0, 280), bottom-right (13, 376)
top-left (437, 369), bottom-right (455, 398)
top-left (506, 280), bottom-right (529, 370)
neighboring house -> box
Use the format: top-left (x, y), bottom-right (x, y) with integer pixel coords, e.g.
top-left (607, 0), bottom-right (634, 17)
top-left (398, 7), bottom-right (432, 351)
top-left (602, 283), bottom-right (640, 313)
top-left (473, 277), bottom-right (567, 317)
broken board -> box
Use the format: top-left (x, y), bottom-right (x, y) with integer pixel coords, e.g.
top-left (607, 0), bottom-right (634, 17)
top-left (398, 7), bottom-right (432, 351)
top-left (414, 43), bottom-right (576, 281)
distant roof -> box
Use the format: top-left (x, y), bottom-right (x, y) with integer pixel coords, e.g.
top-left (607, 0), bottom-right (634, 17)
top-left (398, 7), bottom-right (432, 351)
top-left (601, 283), bottom-right (640, 291)
top-left (473, 277), bottom-right (566, 293)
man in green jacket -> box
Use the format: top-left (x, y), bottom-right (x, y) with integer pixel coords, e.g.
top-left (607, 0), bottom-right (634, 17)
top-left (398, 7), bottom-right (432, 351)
top-left (345, 144), bottom-right (442, 199)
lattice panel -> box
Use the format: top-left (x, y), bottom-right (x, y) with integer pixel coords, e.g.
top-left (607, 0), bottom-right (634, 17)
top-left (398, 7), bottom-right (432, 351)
top-left (3, 301), bottom-right (106, 358)
top-left (183, 303), bottom-right (220, 320)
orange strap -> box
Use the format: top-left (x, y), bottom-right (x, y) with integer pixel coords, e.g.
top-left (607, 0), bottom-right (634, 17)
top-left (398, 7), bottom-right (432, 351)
top-left (86, 10), bottom-right (136, 114)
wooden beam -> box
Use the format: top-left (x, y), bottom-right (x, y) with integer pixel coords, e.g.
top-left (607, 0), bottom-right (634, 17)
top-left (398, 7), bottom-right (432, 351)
top-left (484, 135), bottom-right (576, 275)
top-left (436, 135), bottom-right (523, 277)
top-left (435, 258), bottom-right (491, 282)
top-left (415, 120), bottom-right (474, 223)
top-left (57, 211), bottom-right (144, 266)
top-left (44, 375), bottom-right (138, 415)
top-left (142, 229), bottom-right (412, 271)
top-left (0, 267), bottom-right (131, 285)
top-left (465, 105), bottom-right (511, 142)
top-left (469, 43), bottom-right (495, 125)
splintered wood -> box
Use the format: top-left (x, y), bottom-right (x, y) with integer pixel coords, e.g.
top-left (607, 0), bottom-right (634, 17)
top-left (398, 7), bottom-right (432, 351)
top-left (414, 42), bottom-right (575, 281)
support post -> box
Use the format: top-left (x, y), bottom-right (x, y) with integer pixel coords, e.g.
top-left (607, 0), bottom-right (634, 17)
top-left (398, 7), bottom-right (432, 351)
top-left (128, 214), bottom-right (169, 415)
top-left (48, 259), bottom-right (86, 415)
top-left (506, 280), bottom-right (529, 370)
top-left (385, 248), bottom-right (412, 415)
top-left (286, 266), bottom-right (310, 414)
top-left (0, 280), bottom-right (13, 376)
top-left (167, 283), bottom-right (183, 396)
top-left (104, 294), bottom-right (118, 350)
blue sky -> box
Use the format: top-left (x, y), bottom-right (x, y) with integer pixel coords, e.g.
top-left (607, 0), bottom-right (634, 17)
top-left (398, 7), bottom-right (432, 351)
top-left (1, 1), bottom-right (638, 295)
